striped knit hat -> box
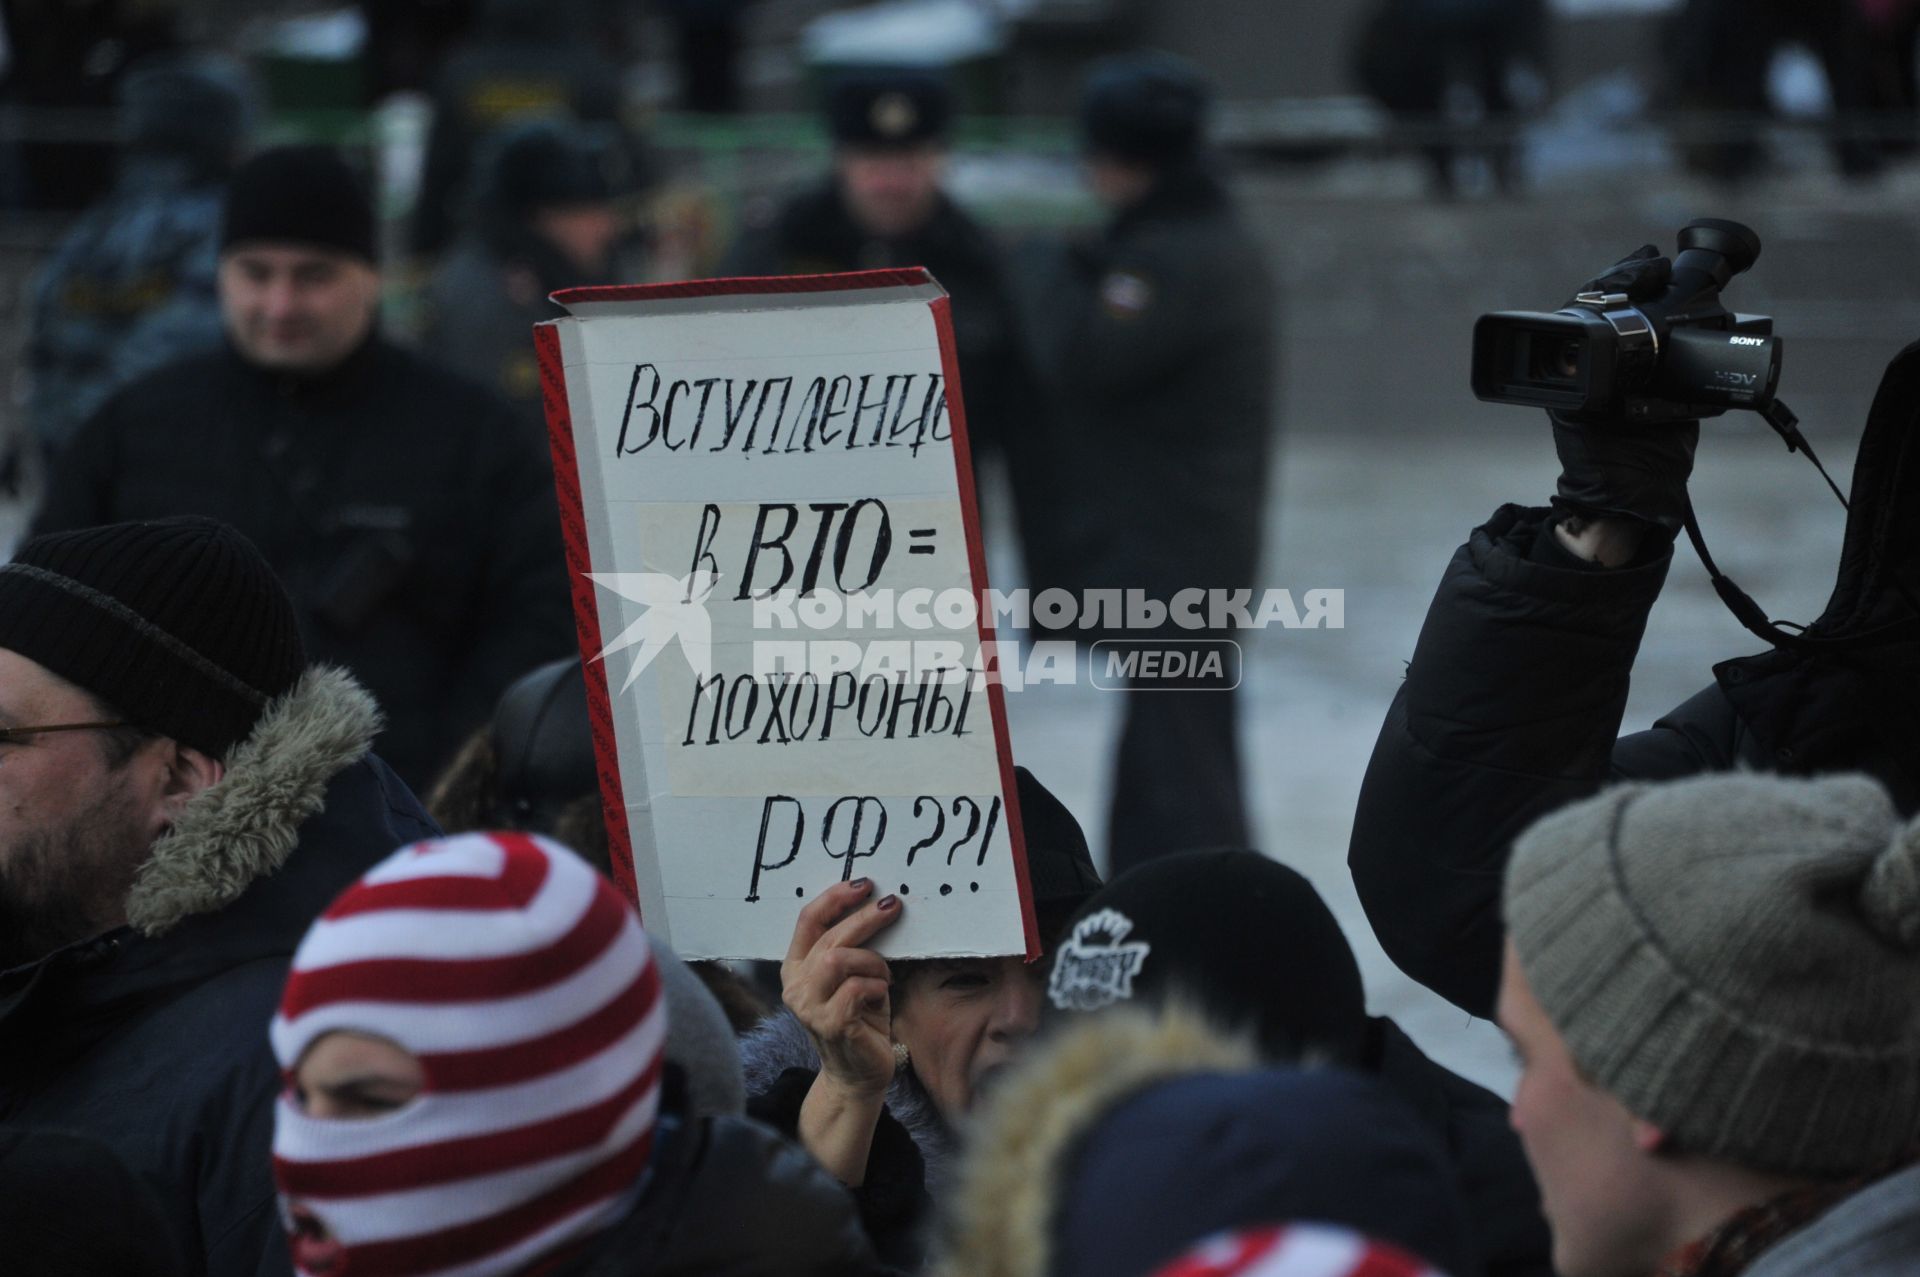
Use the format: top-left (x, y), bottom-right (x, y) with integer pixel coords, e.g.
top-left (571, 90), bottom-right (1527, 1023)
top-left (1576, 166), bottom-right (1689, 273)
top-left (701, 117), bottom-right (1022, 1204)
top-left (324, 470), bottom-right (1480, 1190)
top-left (271, 832), bottom-right (665, 1277)
top-left (1153, 1225), bottom-right (1452, 1277)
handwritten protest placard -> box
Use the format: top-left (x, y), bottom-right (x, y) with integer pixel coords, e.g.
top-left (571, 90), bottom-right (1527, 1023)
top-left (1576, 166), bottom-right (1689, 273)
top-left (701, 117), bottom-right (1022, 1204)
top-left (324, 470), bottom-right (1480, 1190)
top-left (535, 270), bottom-right (1036, 961)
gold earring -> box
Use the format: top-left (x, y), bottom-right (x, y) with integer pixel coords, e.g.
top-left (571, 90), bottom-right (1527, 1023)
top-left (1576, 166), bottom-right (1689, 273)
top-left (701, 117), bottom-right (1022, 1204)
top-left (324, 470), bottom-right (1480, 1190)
top-left (892, 1041), bottom-right (911, 1073)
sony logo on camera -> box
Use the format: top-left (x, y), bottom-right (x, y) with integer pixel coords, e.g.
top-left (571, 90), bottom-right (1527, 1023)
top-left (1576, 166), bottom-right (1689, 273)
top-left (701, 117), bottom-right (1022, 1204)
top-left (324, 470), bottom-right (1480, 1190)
top-left (1730, 336), bottom-right (1766, 347)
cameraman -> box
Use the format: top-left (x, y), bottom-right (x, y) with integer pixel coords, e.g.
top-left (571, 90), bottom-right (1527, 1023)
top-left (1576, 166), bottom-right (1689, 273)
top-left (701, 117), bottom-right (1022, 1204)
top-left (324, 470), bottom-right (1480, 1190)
top-left (1348, 245), bottom-right (1920, 1018)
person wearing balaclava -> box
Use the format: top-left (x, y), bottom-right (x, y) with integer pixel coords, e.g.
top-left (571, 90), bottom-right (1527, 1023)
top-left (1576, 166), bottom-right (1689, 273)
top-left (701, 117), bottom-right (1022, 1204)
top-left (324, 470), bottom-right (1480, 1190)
top-left (272, 831), bottom-right (882, 1276)
top-left (1349, 247), bottom-right (1920, 1020)
top-left (1039, 850), bottom-right (1551, 1277)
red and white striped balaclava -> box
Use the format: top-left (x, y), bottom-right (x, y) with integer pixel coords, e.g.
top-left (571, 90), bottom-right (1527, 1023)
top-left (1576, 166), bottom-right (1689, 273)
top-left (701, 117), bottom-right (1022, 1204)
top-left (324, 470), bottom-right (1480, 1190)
top-left (271, 831), bottom-right (666, 1277)
top-left (1152, 1225), bottom-right (1453, 1277)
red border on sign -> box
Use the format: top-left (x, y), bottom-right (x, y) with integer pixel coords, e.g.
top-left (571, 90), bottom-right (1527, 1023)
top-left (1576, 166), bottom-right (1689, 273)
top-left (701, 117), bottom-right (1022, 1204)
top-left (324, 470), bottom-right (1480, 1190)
top-left (929, 294), bottom-right (1041, 962)
top-left (552, 268), bottom-right (933, 308)
top-left (534, 321), bottom-right (640, 911)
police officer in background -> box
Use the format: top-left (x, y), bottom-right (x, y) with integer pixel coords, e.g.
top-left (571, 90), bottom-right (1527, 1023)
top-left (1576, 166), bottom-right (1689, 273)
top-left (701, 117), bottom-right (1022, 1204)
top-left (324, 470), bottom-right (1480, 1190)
top-left (721, 70), bottom-right (1036, 478)
top-left (1030, 53), bottom-right (1278, 874)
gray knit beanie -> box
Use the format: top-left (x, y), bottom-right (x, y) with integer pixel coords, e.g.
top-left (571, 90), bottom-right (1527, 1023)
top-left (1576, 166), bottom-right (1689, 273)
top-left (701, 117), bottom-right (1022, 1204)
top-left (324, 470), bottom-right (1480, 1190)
top-left (1503, 771), bottom-right (1920, 1179)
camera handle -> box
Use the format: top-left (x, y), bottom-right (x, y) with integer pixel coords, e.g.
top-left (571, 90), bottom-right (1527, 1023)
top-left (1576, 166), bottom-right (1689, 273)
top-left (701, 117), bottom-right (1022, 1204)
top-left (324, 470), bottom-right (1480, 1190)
top-left (1682, 396), bottom-right (1920, 653)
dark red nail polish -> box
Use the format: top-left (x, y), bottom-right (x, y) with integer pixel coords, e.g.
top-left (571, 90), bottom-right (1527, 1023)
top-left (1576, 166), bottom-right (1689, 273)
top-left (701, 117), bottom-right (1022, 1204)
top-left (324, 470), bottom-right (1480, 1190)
top-left (877, 894), bottom-right (899, 911)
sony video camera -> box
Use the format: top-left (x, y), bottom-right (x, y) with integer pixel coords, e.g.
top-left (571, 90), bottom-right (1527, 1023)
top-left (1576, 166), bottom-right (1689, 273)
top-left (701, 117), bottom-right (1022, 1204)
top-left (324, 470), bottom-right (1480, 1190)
top-left (1470, 219), bottom-right (1782, 424)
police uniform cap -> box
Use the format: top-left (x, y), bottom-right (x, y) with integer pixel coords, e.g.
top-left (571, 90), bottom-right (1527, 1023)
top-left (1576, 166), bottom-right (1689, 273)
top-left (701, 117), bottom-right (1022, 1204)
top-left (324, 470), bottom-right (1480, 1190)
top-left (1081, 51), bottom-right (1211, 166)
top-left (826, 70), bottom-right (953, 147)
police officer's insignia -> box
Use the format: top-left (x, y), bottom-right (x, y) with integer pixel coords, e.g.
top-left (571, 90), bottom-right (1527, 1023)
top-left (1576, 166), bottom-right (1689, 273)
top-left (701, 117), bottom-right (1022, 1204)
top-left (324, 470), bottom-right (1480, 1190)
top-left (1047, 909), bottom-right (1152, 1012)
top-left (1099, 271), bottom-right (1154, 319)
top-left (871, 92), bottom-right (919, 140)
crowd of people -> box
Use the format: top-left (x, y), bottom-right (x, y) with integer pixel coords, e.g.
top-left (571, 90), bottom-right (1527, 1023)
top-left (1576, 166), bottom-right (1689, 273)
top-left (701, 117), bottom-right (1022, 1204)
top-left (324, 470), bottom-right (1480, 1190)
top-left (1, 22), bottom-right (1919, 1277)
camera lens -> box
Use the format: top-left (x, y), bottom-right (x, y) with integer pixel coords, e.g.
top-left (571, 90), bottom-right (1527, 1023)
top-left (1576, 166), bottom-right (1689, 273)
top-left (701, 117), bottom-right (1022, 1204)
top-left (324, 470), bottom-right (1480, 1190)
top-left (1525, 334), bottom-right (1584, 385)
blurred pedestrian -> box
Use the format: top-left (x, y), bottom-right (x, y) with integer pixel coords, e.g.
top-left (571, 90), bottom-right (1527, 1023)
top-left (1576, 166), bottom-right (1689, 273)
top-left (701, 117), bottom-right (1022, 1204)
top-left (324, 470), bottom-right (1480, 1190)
top-left (272, 830), bottom-right (883, 1276)
top-left (1348, 253), bottom-right (1920, 1020)
top-left (1351, 0), bottom-right (1548, 195)
top-left (33, 145), bottom-right (573, 790)
top-left (742, 769), bottom-right (1104, 1269)
top-left (0, 516), bottom-right (434, 1277)
top-left (938, 1005), bottom-right (1478, 1277)
top-left (23, 53), bottom-right (250, 470)
top-left (1042, 851), bottom-right (1552, 1277)
top-left (0, 0), bottom-right (181, 210)
top-left (412, 0), bottom-right (631, 259)
top-left (1498, 772), bottom-right (1920, 1277)
top-left (659, 0), bottom-right (755, 113)
top-left (1027, 53), bottom-right (1276, 875)
top-left (421, 116), bottom-right (635, 424)
top-left (722, 70), bottom-right (1038, 486)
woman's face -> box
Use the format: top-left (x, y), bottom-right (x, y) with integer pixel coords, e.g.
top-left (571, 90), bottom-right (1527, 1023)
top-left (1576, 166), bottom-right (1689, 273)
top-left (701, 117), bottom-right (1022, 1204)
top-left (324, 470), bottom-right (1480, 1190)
top-left (891, 956), bottom-right (1045, 1121)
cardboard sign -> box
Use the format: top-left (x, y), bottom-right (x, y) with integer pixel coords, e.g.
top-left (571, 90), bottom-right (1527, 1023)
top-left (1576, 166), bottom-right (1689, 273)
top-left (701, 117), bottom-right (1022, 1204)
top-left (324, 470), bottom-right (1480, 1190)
top-left (535, 270), bottom-right (1037, 961)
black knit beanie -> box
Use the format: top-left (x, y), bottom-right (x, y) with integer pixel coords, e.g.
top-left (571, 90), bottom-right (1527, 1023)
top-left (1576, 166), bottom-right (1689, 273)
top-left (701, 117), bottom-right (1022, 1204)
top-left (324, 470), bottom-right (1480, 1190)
top-left (222, 145), bottom-right (376, 262)
top-left (1044, 849), bottom-right (1370, 1065)
top-left (0, 517), bottom-right (306, 758)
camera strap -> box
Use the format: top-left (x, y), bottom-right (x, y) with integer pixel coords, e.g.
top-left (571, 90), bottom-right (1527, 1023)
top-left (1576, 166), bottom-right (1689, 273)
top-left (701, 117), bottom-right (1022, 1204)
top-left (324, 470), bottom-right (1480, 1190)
top-left (1683, 399), bottom-right (1920, 653)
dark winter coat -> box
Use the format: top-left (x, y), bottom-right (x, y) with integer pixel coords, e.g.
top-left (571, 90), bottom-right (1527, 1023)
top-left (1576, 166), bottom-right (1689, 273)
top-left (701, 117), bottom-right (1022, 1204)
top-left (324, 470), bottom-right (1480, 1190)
top-left (0, 669), bottom-right (437, 1277)
top-left (31, 337), bottom-right (574, 789)
top-left (741, 1008), bottom-right (953, 1271)
top-left (721, 179), bottom-right (1036, 468)
top-left (939, 1005), bottom-right (1479, 1277)
top-left (1348, 344), bottom-right (1920, 1017)
top-left (1024, 164), bottom-right (1277, 614)
top-left (1370, 1019), bottom-right (1552, 1277)
top-left (560, 1080), bottom-right (888, 1277)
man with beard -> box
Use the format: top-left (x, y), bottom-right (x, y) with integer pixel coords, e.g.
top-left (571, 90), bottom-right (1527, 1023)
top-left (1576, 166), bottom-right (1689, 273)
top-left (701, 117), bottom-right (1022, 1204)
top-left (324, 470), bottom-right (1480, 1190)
top-left (0, 516), bottom-right (436, 1276)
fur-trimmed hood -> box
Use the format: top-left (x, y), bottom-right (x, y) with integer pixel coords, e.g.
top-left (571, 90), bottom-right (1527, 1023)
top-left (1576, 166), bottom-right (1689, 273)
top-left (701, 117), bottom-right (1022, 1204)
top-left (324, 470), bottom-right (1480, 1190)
top-left (936, 1005), bottom-right (1260, 1277)
top-left (935, 1005), bottom-right (1479, 1277)
top-left (0, 666), bottom-right (435, 1083)
top-left (128, 665), bottom-right (382, 934)
top-left (741, 1005), bottom-right (960, 1192)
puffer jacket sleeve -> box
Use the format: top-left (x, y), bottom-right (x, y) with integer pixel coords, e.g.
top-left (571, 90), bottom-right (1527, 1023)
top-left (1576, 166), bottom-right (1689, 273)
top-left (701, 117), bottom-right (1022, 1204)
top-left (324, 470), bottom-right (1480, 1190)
top-left (1348, 504), bottom-right (1736, 1017)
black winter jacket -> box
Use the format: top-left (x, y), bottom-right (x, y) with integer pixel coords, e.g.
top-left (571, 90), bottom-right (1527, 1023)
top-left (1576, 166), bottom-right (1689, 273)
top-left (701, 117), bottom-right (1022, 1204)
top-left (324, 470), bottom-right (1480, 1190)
top-left (561, 1096), bottom-right (888, 1277)
top-left (0, 670), bottom-right (436, 1277)
top-left (1370, 1018), bottom-right (1553, 1277)
top-left (1351, 356), bottom-right (1920, 1018)
top-left (31, 337), bottom-right (573, 789)
top-left (740, 1009), bottom-right (952, 1271)
top-left (1024, 164), bottom-right (1277, 610)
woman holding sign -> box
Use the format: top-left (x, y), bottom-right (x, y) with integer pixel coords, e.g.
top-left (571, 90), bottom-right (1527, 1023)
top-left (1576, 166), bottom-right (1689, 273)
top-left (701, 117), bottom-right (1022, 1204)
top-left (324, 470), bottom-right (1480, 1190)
top-left (743, 769), bottom-right (1104, 1269)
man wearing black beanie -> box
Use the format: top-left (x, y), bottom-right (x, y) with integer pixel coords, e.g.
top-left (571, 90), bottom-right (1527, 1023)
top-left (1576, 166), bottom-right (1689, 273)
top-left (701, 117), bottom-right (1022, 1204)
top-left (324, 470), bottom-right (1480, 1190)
top-left (31, 145), bottom-right (573, 789)
top-left (0, 516), bottom-right (437, 1277)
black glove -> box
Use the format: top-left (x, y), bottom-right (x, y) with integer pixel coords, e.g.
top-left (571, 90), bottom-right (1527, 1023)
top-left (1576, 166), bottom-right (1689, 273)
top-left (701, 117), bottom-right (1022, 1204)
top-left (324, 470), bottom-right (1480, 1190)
top-left (1550, 245), bottom-right (1698, 533)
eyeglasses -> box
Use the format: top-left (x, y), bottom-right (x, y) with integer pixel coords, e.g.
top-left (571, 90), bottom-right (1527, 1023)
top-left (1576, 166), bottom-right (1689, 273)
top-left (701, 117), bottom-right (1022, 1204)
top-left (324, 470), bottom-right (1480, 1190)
top-left (0, 721), bottom-right (129, 747)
